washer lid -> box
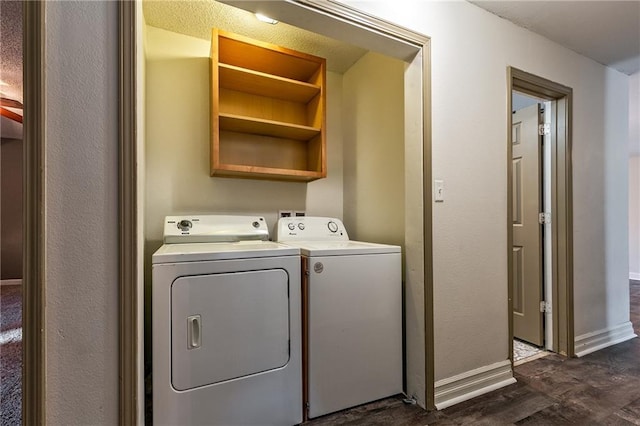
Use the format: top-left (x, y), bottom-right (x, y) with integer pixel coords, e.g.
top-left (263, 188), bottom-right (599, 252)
top-left (152, 241), bottom-right (299, 264)
top-left (281, 240), bottom-right (401, 256)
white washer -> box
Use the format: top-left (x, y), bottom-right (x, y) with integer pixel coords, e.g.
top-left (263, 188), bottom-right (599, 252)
top-left (276, 217), bottom-right (402, 419)
top-left (153, 215), bottom-right (302, 426)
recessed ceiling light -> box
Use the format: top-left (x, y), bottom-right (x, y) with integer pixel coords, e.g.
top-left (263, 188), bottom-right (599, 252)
top-left (255, 13), bottom-right (278, 25)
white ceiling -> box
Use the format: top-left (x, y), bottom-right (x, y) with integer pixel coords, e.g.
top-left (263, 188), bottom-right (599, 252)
top-left (470, 1), bottom-right (640, 76)
top-left (142, 0), bottom-right (368, 73)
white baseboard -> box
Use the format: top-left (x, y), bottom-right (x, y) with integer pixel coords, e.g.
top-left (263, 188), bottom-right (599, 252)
top-left (0, 279), bottom-right (22, 286)
top-left (575, 322), bottom-right (637, 357)
top-left (630, 272), bottom-right (640, 281)
top-left (434, 360), bottom-right (516, 410)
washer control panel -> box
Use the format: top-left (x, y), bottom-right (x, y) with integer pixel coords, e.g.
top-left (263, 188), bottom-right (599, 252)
top-left (276, 216), bottom-right (349, 242)
top-left (163, 215), bottom-right (269, 244)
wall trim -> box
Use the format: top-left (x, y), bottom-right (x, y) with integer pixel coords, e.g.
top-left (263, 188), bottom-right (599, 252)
top-left (119, 1), bottom-right (138, 424)
top-left (630, 273), bottom-right (640, 281)
top-left (574, 322), bottom-right (637, 357)
top-left (434, 360), bottom-right (516, 410)
top-left (23, 1), bottom-right (46, 424)
top-left (0, 279), bottom-right (23, 286)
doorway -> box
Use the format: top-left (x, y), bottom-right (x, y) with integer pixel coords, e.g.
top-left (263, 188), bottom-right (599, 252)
top-left (507, 67), bottom-right (575, 364)
top-left (511, 92), bottom-right (553, 364)
top-left (133, 0), bottom-right (434, 418)
top-left (1, 2), bottom-right (25, 423)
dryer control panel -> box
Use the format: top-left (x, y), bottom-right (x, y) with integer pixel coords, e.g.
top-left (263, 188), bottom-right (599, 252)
top-left (276, 217), bottom-right (349, 242)
top-left (163, 215), bottom-right (269, 243)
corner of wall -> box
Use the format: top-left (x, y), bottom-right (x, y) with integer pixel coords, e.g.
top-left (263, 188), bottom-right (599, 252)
top-left (434, 360), bottom-right (516, 410)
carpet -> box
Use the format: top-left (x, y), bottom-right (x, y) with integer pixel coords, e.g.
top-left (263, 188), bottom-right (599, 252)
top-left (1, 284), bottom-right (22, 426)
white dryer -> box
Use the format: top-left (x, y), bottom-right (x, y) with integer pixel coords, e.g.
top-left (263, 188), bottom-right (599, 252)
top-left (275, 217), bottom-right (402, 420)
top-left (152, 215), bottom-right (302, 426)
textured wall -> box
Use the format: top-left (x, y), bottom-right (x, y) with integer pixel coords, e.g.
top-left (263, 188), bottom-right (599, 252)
top-left (342, 0), bottom-right (631, 380)
top-left (45, 1), bottom-right (119, 423)
top-left (343, 51), bottom-right (405, 247)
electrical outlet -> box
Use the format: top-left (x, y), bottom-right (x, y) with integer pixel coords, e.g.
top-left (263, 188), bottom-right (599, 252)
top-left (279, 210), bottom-right (293, 218)
top-left (294, 211), bottom-right (306, 217)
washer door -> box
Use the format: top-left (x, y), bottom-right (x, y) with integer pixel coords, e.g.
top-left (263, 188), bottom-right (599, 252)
top-left (171, 269), bottom-right (290, 391)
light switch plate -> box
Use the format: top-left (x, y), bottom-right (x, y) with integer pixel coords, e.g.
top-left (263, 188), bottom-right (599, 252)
top-left (434, 180), bottom-right (444, 202)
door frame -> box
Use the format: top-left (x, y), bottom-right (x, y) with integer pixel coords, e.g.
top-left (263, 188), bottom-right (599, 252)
top-left (507, 67), bottom-right (574, 361)
top-left (125, 0), bottom-right (434, 418)
top-left (119, 1), bottom-right (138, 424)
top-left (23, 0), bottom-right (46, 423)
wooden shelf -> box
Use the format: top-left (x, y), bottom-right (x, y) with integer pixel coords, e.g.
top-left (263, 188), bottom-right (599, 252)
top-left (219, 113), bottom-right (320, 141)
top-left (210, 29), bottom-right (326, 182)
top-left (212, 164), bottom-right (325, 182)
top-left (219, 64), bottom-right (320, 103)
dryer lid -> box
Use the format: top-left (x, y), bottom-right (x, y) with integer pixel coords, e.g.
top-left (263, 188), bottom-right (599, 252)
top-left (152, 241), bottom-right (299, 264)
top-left (163, 215), bottom-right (269, 244)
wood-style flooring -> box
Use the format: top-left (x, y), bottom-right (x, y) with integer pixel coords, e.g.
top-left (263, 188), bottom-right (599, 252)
top-left (306, 280), bottom-right (640, 425)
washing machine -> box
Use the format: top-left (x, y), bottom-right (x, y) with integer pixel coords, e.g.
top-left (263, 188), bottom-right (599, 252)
top-left (275, 216), bottom-right (402, 420)
top-left (152, 215), bottom-right (302, 426)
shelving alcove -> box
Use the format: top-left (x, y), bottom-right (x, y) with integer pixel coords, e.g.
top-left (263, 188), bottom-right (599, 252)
top-left (210, 29), bottom-right (327, 182)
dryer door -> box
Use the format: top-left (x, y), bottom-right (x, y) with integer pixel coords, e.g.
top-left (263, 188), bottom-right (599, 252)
top-left (171, 269), bottom-right (290, 391)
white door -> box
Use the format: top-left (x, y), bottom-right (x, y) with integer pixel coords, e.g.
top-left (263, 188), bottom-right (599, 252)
top-left (306, 253), bottom-right (402, 418)
top-left (171, 269), bottom-right (290, 391)
top-left (512, 104), bottom-right (544, 346)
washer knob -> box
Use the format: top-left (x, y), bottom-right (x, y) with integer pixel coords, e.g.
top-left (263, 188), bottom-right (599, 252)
top-left (288, 223), bottom-right (296, 231)
top-left (327, 221), bottom-right (338, 233)
top-left (177, 219), bottom-right (192, 231)
top-left (298, 223), bottom-right (305, 230)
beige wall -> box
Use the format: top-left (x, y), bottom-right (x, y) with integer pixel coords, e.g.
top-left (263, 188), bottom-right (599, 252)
top-left (45, 1), bottom-right (119, 423)
top-left (343, 52), bottom-right (405, 247)
top-left (341, 0), bottom-right (632, 380)
top-left (1, 138), bottom-right (23, 280)
top-left (144, 26), bottom-right (344, 250)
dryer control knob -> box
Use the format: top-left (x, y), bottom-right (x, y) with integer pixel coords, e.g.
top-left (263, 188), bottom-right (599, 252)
top-left (327, 221), bottom-right (338, 233)
top-left (177, 220), bottom-right (192, 231)
top-left (288, 223), bottom-right (296, 231)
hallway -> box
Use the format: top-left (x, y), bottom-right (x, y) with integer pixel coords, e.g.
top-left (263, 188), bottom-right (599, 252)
top-left (307, 280), bottom-right (640, 425)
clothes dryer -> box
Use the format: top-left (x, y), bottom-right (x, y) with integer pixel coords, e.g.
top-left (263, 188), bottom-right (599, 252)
top-left (153, 215), bottom-right (302, 425)
top-left (276, 217), bottom-right (402, 419)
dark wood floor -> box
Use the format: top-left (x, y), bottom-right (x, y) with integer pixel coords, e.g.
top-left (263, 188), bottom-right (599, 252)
top-left (306, 280), bottom-right (640, 425)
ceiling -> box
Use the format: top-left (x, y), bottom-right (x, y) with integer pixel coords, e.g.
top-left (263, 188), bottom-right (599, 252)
top-left (471, 0), bottom-right (640, 75)
top-left (144, 1), bottom-right (640, 75)
top-left (142, 0), bottom-right (368, 73)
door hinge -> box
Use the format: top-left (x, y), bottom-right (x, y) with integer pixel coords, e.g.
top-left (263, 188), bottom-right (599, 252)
top-left (540, 301), bottom-right (551, 313)
top-left (538, 123), bottom-right (550, 136)
top-left (538, 212), bottom-right (551, 225)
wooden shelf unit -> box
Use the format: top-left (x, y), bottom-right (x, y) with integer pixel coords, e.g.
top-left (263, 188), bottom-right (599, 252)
top-left (210, 29), bottom-right (327, 182)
